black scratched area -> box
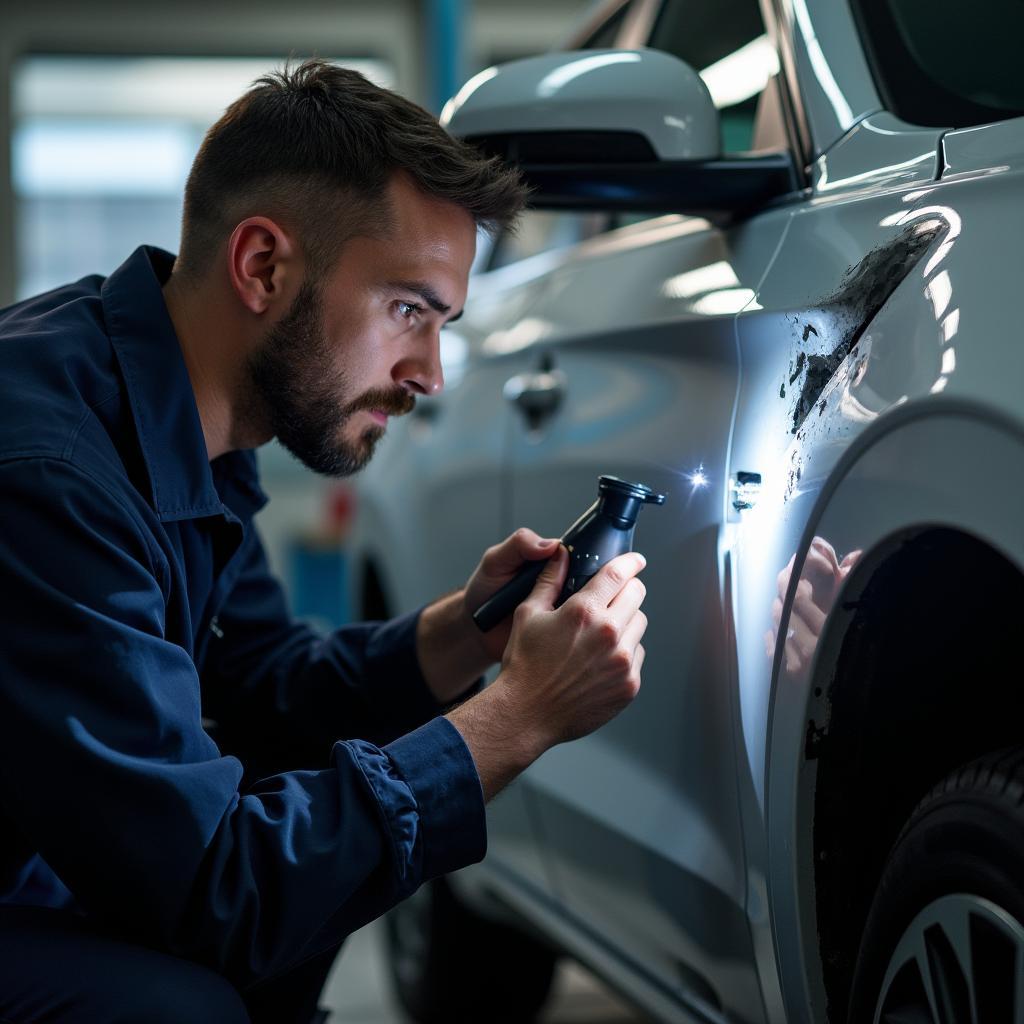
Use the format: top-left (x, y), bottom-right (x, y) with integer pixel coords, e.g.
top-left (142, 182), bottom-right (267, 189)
top-left (788, 224), bottom-right (942, 433)
top-left (789, 350), bottom-right (807, 384)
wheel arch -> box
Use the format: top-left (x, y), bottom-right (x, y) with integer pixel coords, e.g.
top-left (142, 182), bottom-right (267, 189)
top-left (765, 399), bottom-right (1024, 1023)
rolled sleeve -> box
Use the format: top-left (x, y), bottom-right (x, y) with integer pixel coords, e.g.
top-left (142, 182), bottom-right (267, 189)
top-left (349, 717), bottom-right (486, 891)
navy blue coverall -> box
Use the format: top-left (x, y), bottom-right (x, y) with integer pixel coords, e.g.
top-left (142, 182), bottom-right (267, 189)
top-left (0, 247), bottom-right (486, 1022)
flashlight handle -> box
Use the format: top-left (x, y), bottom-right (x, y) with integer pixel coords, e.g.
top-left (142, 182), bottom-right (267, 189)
top-left (472, 558), bottom-right (548, 633)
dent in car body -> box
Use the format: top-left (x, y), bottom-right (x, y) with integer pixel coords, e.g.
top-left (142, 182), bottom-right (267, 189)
top-left (785, 221), bottom-right (942, 435)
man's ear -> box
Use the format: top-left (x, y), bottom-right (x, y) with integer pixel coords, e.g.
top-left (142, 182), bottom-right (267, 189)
top-left (226, 217), bottom-right (299, 315)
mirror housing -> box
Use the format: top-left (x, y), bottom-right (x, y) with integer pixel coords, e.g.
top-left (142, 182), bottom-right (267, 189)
top-left (441, 49), bottom-right (799, 220)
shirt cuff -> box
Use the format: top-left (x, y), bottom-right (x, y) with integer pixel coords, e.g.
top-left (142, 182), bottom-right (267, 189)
top-left (384, 716), bottom-right (487, 881)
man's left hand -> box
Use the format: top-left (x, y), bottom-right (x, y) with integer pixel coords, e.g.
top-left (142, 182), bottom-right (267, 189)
top-left (463, 528), bottom-right (561, 664)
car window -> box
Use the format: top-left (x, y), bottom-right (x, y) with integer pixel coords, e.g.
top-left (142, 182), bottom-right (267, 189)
top-left (483, 3), bottom-right (631, 272)
top-left (580, 2), bottom-right (631, 49)
top-left (852, 0), bottom-right (1024, 129)
top-left (486, 211), bottom-right (608, 272)
top-left (646, 0), bottom-right (771, 153)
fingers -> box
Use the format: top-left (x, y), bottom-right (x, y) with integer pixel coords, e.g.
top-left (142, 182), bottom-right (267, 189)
top-left (792, 578), bottom-right (827, 635)
top-left (632, 642), bottom-right (646, 678)
top-left (839, 549), bottom-right (863, 575)
top-left (809, 536), bottom-right (840, 574)
top-left (607, 576), bottom-right (646, 627)
top-left (523, 545), bottom-right (569, 609)
top-left (619, 608), bottom-right (648, 654)
top-left (583, 552), bottom-right (647, 607)
top-left (485, 528), bottom-right (560, 576)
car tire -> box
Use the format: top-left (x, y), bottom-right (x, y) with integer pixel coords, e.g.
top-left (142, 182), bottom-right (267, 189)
top-left (848, 747), bottom-right (1024, 1023)
top-left (384, 875), bottom-right (558, 1023)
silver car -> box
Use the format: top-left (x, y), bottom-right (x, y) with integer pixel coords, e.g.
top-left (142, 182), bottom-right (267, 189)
top-left (348, 0), bottom-right (1024, 1020)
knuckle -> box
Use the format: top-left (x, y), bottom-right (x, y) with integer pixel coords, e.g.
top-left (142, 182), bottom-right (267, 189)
top-left (513, 527), bottom-right (530, 544)
top-left (512, 603), bottom-right (533, 627)
top-left (611, 649), bottom-right (633, 674)
top-left (598, 620), bottom-right (620, 646)
top-left (604, 563), bottom-right (626, 588)
top-left (570, 601), bottom-right (592, 628)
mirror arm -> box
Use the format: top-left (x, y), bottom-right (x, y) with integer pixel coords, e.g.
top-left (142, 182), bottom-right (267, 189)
top-left (516, 152), bottom-right (801, 220)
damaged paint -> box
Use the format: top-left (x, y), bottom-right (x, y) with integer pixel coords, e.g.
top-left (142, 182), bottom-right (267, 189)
top-left (784, 224), bottom-right (943, 433)
top-left (789, 351), bottom-right (807, 385)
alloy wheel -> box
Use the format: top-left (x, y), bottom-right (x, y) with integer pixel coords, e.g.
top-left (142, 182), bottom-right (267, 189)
top-left (873, 893), bottom-right (1024, 1024)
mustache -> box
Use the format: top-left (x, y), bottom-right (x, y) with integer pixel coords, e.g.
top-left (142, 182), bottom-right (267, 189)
top-left (345, 387), bottom-right (417, 418)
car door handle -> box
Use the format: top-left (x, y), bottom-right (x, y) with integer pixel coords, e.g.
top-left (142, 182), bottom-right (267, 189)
top-left (503, 370), bottom-right (567, 429)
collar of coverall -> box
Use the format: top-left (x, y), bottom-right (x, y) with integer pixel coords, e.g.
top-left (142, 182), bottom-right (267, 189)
top-left (100, 245), bottom-right (269, 525)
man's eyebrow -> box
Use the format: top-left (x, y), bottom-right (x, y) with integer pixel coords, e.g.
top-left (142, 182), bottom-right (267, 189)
top-left (390, 280), bottom-right (463, 322)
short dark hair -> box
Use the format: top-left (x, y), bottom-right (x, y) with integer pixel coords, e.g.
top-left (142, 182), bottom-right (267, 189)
top-left (176, 58), bottom-right (527, 279)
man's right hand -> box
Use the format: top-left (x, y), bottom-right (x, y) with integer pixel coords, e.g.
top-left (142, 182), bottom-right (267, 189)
top-left (446, 546), bottom-right (648, 801)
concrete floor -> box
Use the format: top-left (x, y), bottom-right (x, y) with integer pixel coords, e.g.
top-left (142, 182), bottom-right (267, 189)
top-left (321, 919), bottom-right (649, 1023)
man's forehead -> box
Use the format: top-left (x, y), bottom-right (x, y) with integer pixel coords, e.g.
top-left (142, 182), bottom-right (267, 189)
top-left (385, 173), bottom-right (477, 243)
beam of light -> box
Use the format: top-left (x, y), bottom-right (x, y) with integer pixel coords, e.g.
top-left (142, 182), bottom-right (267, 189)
top-left (687, 463), bottom-right (709, 491)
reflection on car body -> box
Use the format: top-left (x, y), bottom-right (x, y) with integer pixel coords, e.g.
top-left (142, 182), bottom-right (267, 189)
top-left (350, 0), bottom-right (1024, 1020)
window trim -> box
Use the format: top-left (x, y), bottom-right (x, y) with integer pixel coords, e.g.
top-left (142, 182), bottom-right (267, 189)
top-left (761, 0), bottom-right (813, 180)
top-left (564, 0), bottom-right (632, 49)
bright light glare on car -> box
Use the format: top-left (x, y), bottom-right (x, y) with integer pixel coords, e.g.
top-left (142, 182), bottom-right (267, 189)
top-left (688, 464), bottom-right (709, 490)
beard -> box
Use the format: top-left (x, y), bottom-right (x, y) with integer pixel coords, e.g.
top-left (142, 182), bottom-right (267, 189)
top-left (239, 280), bottom-right (415, 477)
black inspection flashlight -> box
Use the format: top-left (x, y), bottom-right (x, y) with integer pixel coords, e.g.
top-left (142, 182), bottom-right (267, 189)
top-left (472, 475), bottom-right (666, 633)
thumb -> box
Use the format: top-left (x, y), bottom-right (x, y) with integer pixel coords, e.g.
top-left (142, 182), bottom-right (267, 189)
top-left (525, 544), bottom-right (569, 610)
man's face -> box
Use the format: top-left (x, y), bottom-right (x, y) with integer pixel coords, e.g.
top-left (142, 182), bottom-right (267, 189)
top-left (243, 174), bottom-right (476, 476)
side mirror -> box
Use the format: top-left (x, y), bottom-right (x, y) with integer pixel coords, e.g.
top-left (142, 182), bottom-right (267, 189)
top-left (442, 49), bottom-right (798, 221)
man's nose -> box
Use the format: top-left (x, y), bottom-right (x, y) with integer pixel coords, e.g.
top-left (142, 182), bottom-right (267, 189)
top-left (392, 331), bottom-right (444, 396)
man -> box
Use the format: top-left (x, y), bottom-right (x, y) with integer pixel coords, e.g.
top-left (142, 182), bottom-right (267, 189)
top-left (0, 60), bottom-right (648, 1022)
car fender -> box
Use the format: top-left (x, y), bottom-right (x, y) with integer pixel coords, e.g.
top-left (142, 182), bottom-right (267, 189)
top-left (764, 399), bottom-right (1024, 1022)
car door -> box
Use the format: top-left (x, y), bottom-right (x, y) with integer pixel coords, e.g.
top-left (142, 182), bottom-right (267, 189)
top-left (495, 1), bottom-right (790, 1018)
top-left (418, 0), bottom-right (666, 914)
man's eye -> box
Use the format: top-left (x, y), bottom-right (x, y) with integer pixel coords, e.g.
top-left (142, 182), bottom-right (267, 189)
top-left (397, 301), bottom-right (422, 318)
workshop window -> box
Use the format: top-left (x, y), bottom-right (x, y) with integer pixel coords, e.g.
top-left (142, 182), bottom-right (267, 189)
top-left (647, 0), bottom-right (775, 153)
top-left (12, 56), bottom-right (393, 300)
